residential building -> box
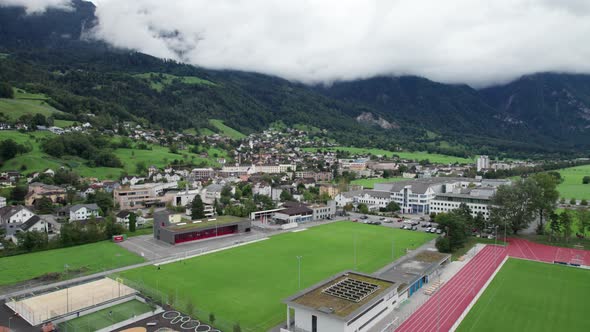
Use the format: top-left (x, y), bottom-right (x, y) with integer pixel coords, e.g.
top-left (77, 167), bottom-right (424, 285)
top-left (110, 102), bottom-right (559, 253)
top-left (0, 205), bottom-right (38, 239)
top-left (25, 183), bottom-right (66, 206)
top-left (121, 176), bottom-right (145, 186)
top-left (310, 201), bottom-right (336, 220)
top-left (191, 168), bottom-right (215, 179)
top-left (273, 206), bottom-right (313, 224)
top-left (114, 182), bottom-right (177, 210)
top-left (319, 184), bottom-right (340, 199)
top-left (0, 196), bottom-right (6, 208)
top-left (115, 210), bottom-right (147, 227)
top-left (69, 204), bottom-right (100, 221)
top-left (476, 155), bottom-right (490, 172)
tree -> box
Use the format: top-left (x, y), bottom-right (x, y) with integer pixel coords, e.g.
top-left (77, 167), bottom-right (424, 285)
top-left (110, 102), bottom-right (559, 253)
top-left (385, 201), bottom-right (401, 212)
top-left (358, 203), bottom-right (369, 214)
top-left (0, 82), bottom-right (14, 99)
top-left (86, 191), bottom-right (113, 215)
top-left (560, 210), bottom-right (573, 242)
top-left (233, 323), bottom-right (242, 332)
top-left (128, 212), bottom-right (137, 232)
top-left (186, 299), bottom-right (195, 317)
top-left (35, 197), bottom-right (55, 214)
top-left (0, 139), bottom-right (29, 161)
top-left (473, 212), bottom-right (486, 235)
top-left (570, 198), bottom-right (577, 205)
top-left (16, 231), bottom-right (48, 252)
top-left (10, 184), bottom-right (28, 202)
top-left (280, 190), bottom-right (293, 202)
top-left (531, 173), bottom-right (559, 233)
top-left (191, 195), bottom-right (205, 219)
top-left (490, 180), bottom-right (538, 235)
top-left (209, 312), bottom-right (216, 324)
top-left (578, 209), bottom-right (590, 234)
top-left (135, 161), bottom-right (147, 175)
top-left (435, 211), bottom-right (469, 252)
top-left (582, 176), bottom-right (590, 184)
top-left (548, 212), bottom-right (562, 242)
top-left (580, 199), bottom-right (588, 206)
top-left (559, 197), bottom-right (566, 204)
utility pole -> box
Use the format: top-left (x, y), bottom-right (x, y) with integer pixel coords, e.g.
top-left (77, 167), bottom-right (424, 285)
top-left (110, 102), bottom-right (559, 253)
top-left (296, 256), bottom-right (303, 289)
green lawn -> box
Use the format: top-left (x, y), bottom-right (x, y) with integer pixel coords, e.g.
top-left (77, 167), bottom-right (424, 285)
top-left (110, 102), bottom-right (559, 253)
top-left (0, 88), bottom-right (63, 120)
top-left (118, 222), bottom-right (436, 331)
top-left (209, 119), bottom-right (246, 139)
top-left (303, 146), bottom-right (472, 164)
top-left (54, 119), bottom-right (75, 128)
top-left (0, 241), bottom-right (144, 287)
top-left (58, 299), bottom-right (152, 332)
top-left (134, 72), bottom-right (216, 92)
top-left (555, 165), bottom-right (590, 200)
top-left (457, 258), bottom-right (590, 332)
top-left (351, 177), bottom-right (406, 189)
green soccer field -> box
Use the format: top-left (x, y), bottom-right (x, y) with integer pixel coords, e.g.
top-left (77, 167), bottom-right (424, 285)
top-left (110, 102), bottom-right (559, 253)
top-left (457, 258), bottom-right (590, 332)
top-left (119, 222), bottom-right (436, 331)
top-left (58, 299), bottom-right (152, 332)
top-left (0, 241), bottom-right (144, 287)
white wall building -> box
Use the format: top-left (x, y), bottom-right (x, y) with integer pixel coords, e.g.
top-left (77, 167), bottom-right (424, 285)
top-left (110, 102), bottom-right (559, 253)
top-left (476, 155), bottom-right (490, 172)
top-left (283, 272), bottom-right (399, 332)
top-left (69, 204), bottom-right (100, 221)
top-left (430, 187), bottom-right (497, 220)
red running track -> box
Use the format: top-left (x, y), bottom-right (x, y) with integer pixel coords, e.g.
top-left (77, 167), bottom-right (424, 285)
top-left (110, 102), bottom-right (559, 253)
top-left (396, 245), bottom-right (506, 332)
top-left (506, 238), bottom-right (590, 265)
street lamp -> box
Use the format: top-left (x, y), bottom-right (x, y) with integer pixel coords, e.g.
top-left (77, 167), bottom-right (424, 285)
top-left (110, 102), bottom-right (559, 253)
top-left (296, 256), bottom-right (303, 289)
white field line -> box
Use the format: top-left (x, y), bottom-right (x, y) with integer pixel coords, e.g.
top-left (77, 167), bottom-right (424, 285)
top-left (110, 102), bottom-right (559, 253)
top-left (154, 237), bottom-right (269, 266)
top-left (291, 229), bottom-right (308, 233)
top-left (449, 255), bottom-right (509, 332)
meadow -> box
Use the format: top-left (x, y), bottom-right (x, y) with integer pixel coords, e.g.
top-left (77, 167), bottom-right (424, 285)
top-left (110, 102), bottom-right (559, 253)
top-left (457, 258), bottom-right (590, 332)
top-left (555, 164), bottom-right (590, 200)
top-left (0, 130), bottom-right (227, 179)
top-left (134, 72), bottom-right (217, 92)
top-left (118, 222), bottom-right (436, 331)
top-left (209, 119), bottom-right (246, 139)
top-left (303, 146), bottom-right (472, 164)
top-left (0, 241), bottom-right (144, 287)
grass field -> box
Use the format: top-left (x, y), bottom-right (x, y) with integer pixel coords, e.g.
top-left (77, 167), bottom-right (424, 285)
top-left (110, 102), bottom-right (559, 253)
top-left (58, 299), bottom-right (152, 332)
top-left (0, 241), bottom-right (144, 287)
top-left (118, 222), bottom-right (436, 331)
top-left (0, 88), bottom-right (63, 120)
top-left (351, 177), bottom-right (406, 189)
top-left (209, 119), bottom-right (246, 139)
top-left (555, 165), bottom-right (590, 200)
top-left (303, 146), bottom-right (472, 164)
top-left (134, 72), bottom-right (216, 92)
top-left (457, 258), bottom-right (590, 332)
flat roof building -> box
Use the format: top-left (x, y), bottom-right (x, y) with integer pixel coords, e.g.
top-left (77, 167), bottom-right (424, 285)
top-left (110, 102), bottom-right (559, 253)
top-left (284, 272), bottom-right (399, 332)
top-left (153, 211), bottom-right (251, 245)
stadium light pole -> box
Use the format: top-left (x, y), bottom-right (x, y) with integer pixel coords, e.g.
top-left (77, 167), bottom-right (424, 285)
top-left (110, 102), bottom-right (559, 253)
top-left (354, 234), bottom-right (357, 270)
top-left (296, 256), bottom-right (303, 289)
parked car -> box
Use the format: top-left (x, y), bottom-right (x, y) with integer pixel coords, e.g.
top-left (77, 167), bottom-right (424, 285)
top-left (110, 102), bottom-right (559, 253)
top-left (436, 229), bottom-right (443, 234)
top-left (379, 217), bottom-right (386, 221)
top-left (430, 228), bottom-right (438, 233)
top-left (397, 219), bottom-right (404, 222)
top-left (360, 215), bottom-right (369, 220)
top-left (352, 219), bottom-right (358, 222)
top-left (402, 225), bottom-right (410, 230)
top-left (371, 221), bottom-right (382, 225)
top-left (425, 227), bottom-right (432, 232)
top-left (411, 226), bottom-right (418, 231)
top-left (384, 219), bottom-right (393, 223)
top-left (411, 221), bottom-right (420, 226)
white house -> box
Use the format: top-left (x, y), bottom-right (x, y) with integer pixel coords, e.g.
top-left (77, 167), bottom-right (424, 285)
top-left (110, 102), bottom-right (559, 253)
top-left (430, 187), bottom-right (497, 220)
top-left (0, 205), bottom-right (35, 225)
top-left (69, 204), bottom-right (100, 221)
top-left (121, 176), bottom-right (145, 186)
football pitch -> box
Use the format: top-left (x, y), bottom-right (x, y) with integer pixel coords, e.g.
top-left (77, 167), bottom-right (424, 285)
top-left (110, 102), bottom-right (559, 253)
top-left (457, 258), bottom-right (590, 332)
top-left (119, 222), bottom-right (436, 331)
top-left (58, 299), bottom-right (152, 332)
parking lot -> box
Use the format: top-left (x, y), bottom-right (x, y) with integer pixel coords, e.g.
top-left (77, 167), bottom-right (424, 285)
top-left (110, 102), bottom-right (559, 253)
top-left (347, 212), bottom-right (443, 234)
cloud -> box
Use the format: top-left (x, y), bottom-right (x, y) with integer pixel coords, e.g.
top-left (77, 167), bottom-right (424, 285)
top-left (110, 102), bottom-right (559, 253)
top-left (8, 0), bottom-right (590, 87)
top-left (0, 0), bottom-right (72, 14)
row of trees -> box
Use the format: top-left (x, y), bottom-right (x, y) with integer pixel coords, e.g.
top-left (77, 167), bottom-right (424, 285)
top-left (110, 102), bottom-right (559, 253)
top-left (1, 215), bottom-right (126, 255)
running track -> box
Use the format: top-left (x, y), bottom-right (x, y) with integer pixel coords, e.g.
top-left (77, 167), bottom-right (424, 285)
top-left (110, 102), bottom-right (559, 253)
top-left (396, 239), bottom-right (590, 332)
top-left (396, 245), bottom-right (507, 332)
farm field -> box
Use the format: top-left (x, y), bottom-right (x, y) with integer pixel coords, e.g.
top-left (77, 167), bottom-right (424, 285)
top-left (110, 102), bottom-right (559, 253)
top-left (303, 146), bottom-right (472, 164)
top-left (0, 88), bottom-right (63, 120)
top-left (58, 299), bottom-right (152, 332)
top-left (555, 165), bottom-right (590, 200)
top-left (351, 177), bottom-right (406, 189)
top-left (457, 258), bottom-right (590, 332)
top-left (0, 241), bottom-right (144, 287)
top-left (118, 222), bottom-right (436, 332)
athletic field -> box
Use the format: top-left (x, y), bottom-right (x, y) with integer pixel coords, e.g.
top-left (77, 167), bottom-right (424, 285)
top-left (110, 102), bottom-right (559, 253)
top-left (58, 299), bottom-right (151, 332)
top-left (119, 222), bottom-right (436, 331)
top-left (457, 258), bottom-right (590, 332)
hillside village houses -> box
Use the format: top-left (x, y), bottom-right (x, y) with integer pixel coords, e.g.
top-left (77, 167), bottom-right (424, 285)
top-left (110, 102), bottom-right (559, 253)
top-left (68, 203), bottom-right (100, 221)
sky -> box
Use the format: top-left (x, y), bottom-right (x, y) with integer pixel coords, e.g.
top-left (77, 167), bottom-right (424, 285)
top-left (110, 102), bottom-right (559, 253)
top-left (2, 0), bottom-right (590, 87)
